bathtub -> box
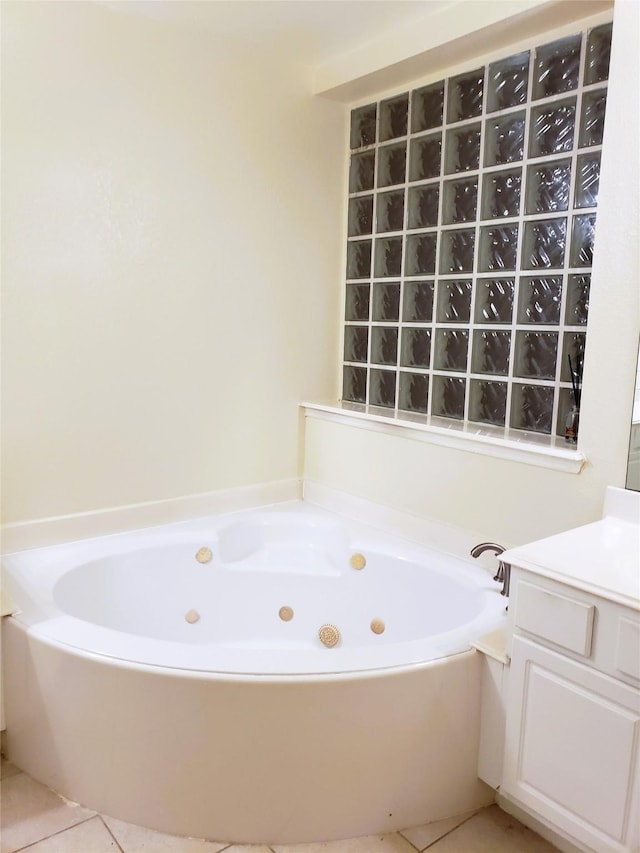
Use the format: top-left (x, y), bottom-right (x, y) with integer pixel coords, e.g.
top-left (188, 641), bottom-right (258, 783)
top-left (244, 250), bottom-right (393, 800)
top-left (2, 501), bottom-right (505, 843)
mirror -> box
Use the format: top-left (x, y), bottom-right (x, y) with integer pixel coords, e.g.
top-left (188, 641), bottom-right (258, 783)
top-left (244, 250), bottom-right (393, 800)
top-left (626, 340), bottom-right (640, 490)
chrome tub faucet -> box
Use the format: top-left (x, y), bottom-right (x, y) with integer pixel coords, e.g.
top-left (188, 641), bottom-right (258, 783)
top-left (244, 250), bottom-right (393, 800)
top-left (470, 542), bottom-right (511, 597)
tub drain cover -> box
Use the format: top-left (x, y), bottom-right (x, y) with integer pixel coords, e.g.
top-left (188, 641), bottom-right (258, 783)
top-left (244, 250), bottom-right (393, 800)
top-left (370, 618), bottom-right (385, 634)
top-left (318, 624), bottom-right (340, 648)
top-left (279, 606), bottom-right (294, 622)
top-left (195, 547), bottom-right (213, 564)
top-left (185, 609), bottom-right (200, 624)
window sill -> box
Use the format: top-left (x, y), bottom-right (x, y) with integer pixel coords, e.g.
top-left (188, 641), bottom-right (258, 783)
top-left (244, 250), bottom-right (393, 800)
top-left (301, 402), bottom-right (587, 474)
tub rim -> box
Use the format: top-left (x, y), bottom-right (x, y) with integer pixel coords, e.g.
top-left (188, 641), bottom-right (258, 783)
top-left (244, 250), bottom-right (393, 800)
top-left (7, 615), bottom-right (490, 683)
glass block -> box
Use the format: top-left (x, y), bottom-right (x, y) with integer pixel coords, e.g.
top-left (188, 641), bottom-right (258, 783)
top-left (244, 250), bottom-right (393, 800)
top-left (342, 365), bottom-right (367, 404)
top-left (487, 51), bottom-right (529, 113)
top-left (525, 160), bottom-right (571, 214)
top-left (374, 237), bottom-right (403, 277)
top-left (474, 278), bottom-right (514, 323)
top-left (560, 331), bottom-right (586, 383)
top-left (585, 23), bottom-right (612, 85)
top-left (447, 68), bottom-right (484, 123)
top-left (533, 34), bottom-right (581, 99)
top-left (343, 325), bottom-right (368, 363)
top-left (345, 283), bottom-right (370, 322)
top-left (514, 331), bottom-right (558, 380)
top-left (579, 90), bottom-right (607, 148)
top-left (437, 280), bottom-right (472, 323)
top-left (348, 195), bottom-right (374, 237)
top-left (380, 94), bottom-right (409, 142)
top-left (342, 31), bottom-right (610, 427)
top-left (529, 99), bottom-right (576, 157)
top-left (481, 169), bottom-right (521, 219)
top-left (434, 328), bottom-right (469, 372)
top-left (372, 282), bottom-right (400, 322)
top-left (349, 151), bottom-right (375, 193)
top-left (350, 104), bottom-right (376, 149)
top-left (376, 190), bottom-right (405, 233)
top-left (400, 328), bottom-right (431, 368)
top-left (522, 218), bottom-right (566, 270)
top-left (399, 372), bottom-right (429, 413)
top-left (484, 112), bottom-right (525, 167)
top-left (402, 280), bottom-right (434, 322)
top-left (409, 133), bottom-right (442, 181)
top-left (405, 233), bottom-right (437, 276)
top-left (565, 274), bottom-right (590, 325)
top-left (346, 239), bottom-right (372, 279)
top-left (442, 178), bottom-right (478, 225)
top-left (570, 214), bottom-right (597, 267)
top-left (518, 276), bottom-right (562, 324)
top-left (439, 228), bottom-right (475, 274)
top-left (478, 225), bottom-right (519, 272)
top-left (378, 142), bottom-right (407, 187)
top-left (469, 379), bottom-right (508, 426)
top-left (407, 185), bottom-right (439, 229)
top-left (369, 368), bottom-right (396, 408)
top-left (575, 153), bottom-right (600, 208)
top-left (510, 383), bottom-right (555, 434)
top-left (471, 330), bottom-right (511, 375)
top-left (432, 375), bottom-right (466, 419)
top-left (445, 124), bottom-right (481, 173)
top-left (411, 81), bottom-right (444, 133)
top-left (371, 326), bottom-right (398, 366)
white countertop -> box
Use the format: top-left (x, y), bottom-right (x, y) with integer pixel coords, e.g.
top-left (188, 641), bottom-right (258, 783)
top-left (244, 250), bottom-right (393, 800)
top-left (503, 487), bottom-right (640, 610)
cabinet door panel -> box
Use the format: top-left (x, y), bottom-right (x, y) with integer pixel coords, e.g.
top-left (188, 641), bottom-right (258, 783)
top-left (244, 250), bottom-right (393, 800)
top-left (520, 663), bottom-right (635, 835)
top-left (504, 637), bottom-right (640, 852)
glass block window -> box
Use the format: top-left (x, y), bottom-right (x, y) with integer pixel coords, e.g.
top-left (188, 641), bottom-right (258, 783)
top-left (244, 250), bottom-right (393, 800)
top-left (342, 21), bottom-right (612, 437)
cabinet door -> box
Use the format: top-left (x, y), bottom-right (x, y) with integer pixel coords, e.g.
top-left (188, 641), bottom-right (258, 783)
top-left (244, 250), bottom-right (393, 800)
top-left (503, 637), bottom-right (640, 853)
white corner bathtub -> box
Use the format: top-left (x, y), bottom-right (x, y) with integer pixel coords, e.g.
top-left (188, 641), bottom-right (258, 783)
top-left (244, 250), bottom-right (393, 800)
top-left (2, 501), bottom-right (506, 844)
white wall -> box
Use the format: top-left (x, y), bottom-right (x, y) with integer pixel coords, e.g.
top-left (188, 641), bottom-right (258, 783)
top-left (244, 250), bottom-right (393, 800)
top-left (304, 0), bottom-right (640, 546)
top-left (313, 0), bottom-right (612, 101)
top-left (1, 1), bottom-right (344, 524)
top-left (3, 0), bottom-right (637, 548)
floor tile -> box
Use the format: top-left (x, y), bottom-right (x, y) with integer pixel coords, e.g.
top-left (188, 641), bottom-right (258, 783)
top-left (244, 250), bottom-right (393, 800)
top-left (10, 816), bottom-right (120, 852)
top-left (400, 812), bottom-right (474, 850)
top-left (426, 805), bottom-right (558, 852)
top-left (0, 757), bottom-right (22, 780)
top-left (102, 814), bottom-right (229, 852)
top-left (0, 772), bottom-right (96, 853)
top-left (223, 847), bottom-right (276, 853)
top-left (271, 831), bottom-right (417, 853)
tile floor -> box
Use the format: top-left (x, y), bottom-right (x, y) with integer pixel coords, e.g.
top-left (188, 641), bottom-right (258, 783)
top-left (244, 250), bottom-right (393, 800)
top-left (1, 757), bottom-right (559, 853)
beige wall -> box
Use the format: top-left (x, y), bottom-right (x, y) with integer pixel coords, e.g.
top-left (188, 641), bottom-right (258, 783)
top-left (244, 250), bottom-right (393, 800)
top-left (3, 0), bottom-right (637, 546)
top-left (304, 0), bottom-right (640, 547)
top-left (1, 2), bottom-right (344, 523)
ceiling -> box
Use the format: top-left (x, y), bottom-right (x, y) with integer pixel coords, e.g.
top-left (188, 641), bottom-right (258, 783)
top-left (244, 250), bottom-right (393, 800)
top-left (101, 0), bottom-right (453, 63)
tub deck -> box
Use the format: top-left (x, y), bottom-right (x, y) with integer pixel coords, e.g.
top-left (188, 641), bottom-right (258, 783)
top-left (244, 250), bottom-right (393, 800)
top-left (3, 502), bottom-right (505, 675)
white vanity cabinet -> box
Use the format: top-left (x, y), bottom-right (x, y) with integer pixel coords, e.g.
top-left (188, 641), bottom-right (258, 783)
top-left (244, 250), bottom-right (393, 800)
top-left (502, 567), bottom-right (640, 853)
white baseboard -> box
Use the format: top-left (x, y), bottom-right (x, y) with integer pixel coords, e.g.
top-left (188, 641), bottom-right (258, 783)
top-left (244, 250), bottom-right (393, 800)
top-left (1, 479), bottom-right (302, 554)
top-left (496, 793), bottom-right (588, 853)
